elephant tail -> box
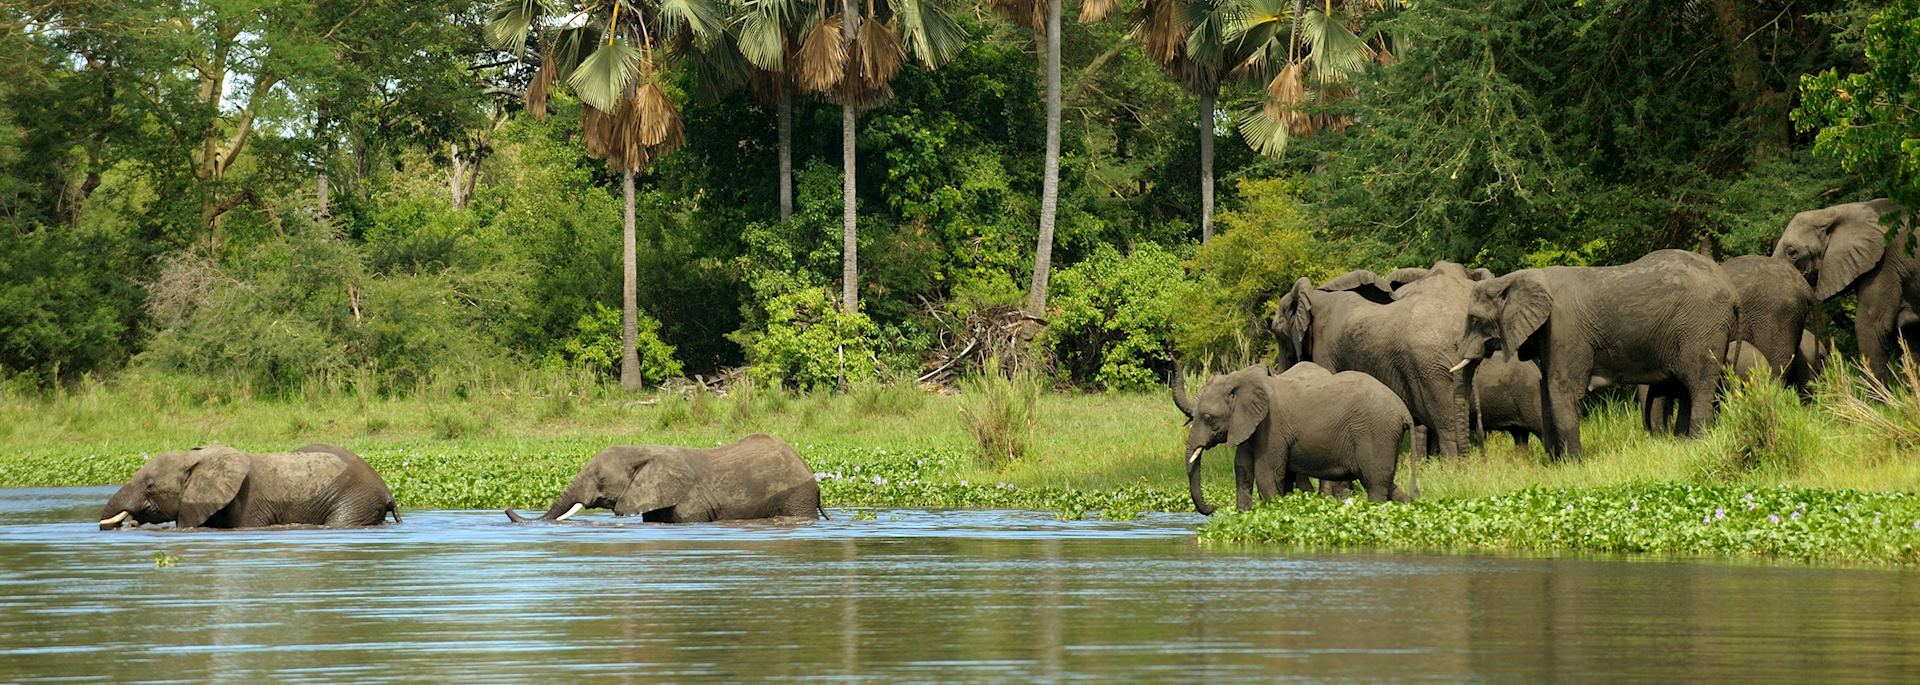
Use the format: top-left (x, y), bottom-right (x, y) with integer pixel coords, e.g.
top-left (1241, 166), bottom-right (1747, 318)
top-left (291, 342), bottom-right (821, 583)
top-left (388, 500), bottom-right (402, 524)
top-left (818, 502), bottom-right (830, 520)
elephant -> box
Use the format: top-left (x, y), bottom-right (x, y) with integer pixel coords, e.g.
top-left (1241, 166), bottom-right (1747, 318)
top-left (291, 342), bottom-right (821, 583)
top-left (504, 433), bottom-right (823, 523)
top-left (1171, 362), bottom-right (1414, 514)
top-left (1468, 357), bottom-right (1548, 447)
top-left (1784, 330), bottom-right (1827, 395)
top-left (1273, 261), bottom-right (1484, 458)
top-left (1772, 199), bottom-right (1913, 383)
top-left (1637, 340), bottom-right (1770, 435)
top-left (1722, 255), bottom-right (1816, 379)
top-left (98, 444), bottom-right (399, 530)
top-left (1454, 249), bottom-right (1739, 460)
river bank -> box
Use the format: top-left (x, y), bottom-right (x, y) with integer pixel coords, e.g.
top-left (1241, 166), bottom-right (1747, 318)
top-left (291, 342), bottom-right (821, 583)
top-left (5, 372), bottom-right (1919, 564)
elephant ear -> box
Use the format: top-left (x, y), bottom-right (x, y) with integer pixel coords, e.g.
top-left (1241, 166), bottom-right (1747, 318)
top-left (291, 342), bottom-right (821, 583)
top-left (1813, 206), bottom-right (1890, 300)
top-left (178, 447), bottom-right (250, 528)
top-left (1321, 269), bottom-right (1392, 303)
top-left (1226, 370), bottom-right (1271, 446)
top-left (613, 450), bottom-right (699, 517)
top-left (1498, 272), bottom-right (1553, 364)
top-left (1467, 267), bottom-right (1495, 282)
top-left (1276, 277), bottom-right (1315, 362)
top-left (1385, 267), bottom-right (1431, 291)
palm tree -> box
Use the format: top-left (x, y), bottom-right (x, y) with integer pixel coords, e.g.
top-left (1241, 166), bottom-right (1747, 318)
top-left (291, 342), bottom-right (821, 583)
top-left (1090, 0), bottom-right (1377, 242)
top-left (734, 0), bottom-right (813, 222)
top-left (488, 0), bottom-right (725, 390)
top-left (787, 0), bottom-right (965, 312)
top-left (981, 0), bottom-right (1062, 316)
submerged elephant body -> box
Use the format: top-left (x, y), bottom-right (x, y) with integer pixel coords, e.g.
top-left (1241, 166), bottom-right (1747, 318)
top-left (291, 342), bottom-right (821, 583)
top-left (1172, 363), bottom-right (1414, 514)
top-left (508, 434), bottom-right (822, 523)
top-left (99, 444), bottom-right (399, 530)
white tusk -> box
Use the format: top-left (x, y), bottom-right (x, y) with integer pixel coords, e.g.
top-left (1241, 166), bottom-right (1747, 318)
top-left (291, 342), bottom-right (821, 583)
top-left (552, 502), bottom-right (585, 522)
top-left (1187, 447), bottom-right (1204, 467)
top-left (99, 511), bottom-right (131, 527)
top-left (1449, 359), bottom-right (1473, 374)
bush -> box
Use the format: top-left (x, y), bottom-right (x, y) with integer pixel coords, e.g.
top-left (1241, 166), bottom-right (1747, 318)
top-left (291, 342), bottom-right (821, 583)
top-left (957, 371), bottom-right (1042, 467)
top-left (1176, 178), bottom-right (1348, 367)
top-left (734, 287), bottom-right (881, 390)
top-left (1699, 371), bottom-right (1820, 479)
top-left (0, 226), bottom-right (138, 383)
top-left (543, 303), bottom-right (684, 385)
top-left (1044, 243), bottom-right (1189, 391)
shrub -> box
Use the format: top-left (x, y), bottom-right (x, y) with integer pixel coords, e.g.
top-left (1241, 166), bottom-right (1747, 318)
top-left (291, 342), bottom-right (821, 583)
top-left (543, 303), bottom-right (684, 385)
top-left (1699, 371), bottom-right (1819, 479)
top-left (734, 287), bottom-right (881, 390)
top-left (957, 371), bottom-right (1042, 467)
top-left (1044, 243), bottom-right (1188, 391)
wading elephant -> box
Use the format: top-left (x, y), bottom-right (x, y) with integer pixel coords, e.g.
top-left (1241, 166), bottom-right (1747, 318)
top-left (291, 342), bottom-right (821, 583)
top-left (1171, 363), bottom-right (1414, 514)
top-left (98, 444), bottom-right (399, 530)
top-left (1273, 261), bottom-right (1485, 458)
top-left (1454, 250), bottom-right (1739, 460)
top-left (1773, 199), bottom-right (1913, 383)
top-left (505, 434), bottom-right (823, 523)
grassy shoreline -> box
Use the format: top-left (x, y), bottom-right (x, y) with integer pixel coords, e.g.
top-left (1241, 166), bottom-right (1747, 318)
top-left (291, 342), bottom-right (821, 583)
top-left (6, 372), bottom-right (1920, 564)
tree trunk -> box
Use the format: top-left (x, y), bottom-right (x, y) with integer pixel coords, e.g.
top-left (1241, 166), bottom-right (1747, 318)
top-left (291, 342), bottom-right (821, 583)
top-left (779, 86), bottom-right (794, 223)
top-left (315, 104), bottom-right (331, 224)
top-left (1708, 0), bottom-right (1788, 161)
top-left (1026, 0), bottom-right (1062, 317)
top-left (1199, 88), bottom-right (1216, 243)
top-left (620, 169), bottom-right (643, 391)
top-left (839, 0), bottom-right (860, 313)
top-left (449, 142), bottom-right (466, 209)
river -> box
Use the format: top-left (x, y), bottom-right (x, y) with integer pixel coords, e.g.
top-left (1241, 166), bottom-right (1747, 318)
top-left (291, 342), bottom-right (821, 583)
top-left (3, 486), bottom-right (1919, 681)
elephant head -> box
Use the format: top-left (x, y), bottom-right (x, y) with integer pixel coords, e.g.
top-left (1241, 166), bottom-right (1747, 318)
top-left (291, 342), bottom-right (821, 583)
top-left (1272, 278), bottom-right (1315, 367)
top-left (1171, 365), bottom-right (1269, 516)
top-left (1457, 270), bottom-right (1552, 370)
top-left (1773, 199), bottom-right (1904, 300)
top-left (505, 446), bottom-right (699, 522)
top-left (99, 446), bottom-right (251, 530)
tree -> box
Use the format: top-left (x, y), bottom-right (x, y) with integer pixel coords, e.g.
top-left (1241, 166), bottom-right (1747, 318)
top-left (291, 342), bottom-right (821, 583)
top-left (488, 0), bottom-right (725, 389)
top-left (1796, 0), bottom-right (1920, 209)
top-left (734, 0), bottom-right (818, 223)
top-left (1228, 0), bottom-right (1383, 157)
top-left (982, 0), bottom-right (1064, 315)
top-left (787, 0), bottom-right (965, 312)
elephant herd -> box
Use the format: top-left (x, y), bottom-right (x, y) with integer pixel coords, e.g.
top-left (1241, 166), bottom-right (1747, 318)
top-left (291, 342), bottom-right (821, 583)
top-left (97, 434), bottom-right (825, 530)
top-left (1175, 199), bottom-right (1914, 515)
top-left (92, 199), bottom-right (1913, 528)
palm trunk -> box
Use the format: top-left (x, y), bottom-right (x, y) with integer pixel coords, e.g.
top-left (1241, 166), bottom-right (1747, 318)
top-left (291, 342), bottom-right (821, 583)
top-left (779, 86), bottom-right (794, 223)
top-left (1026, 0), bottom-right (1062, 317)
top-left (620, 169), bottom-right (642, 391)
top-left (1199, 88), bottom-right (1216, 243)
top-left (449, 142), bottom-right (466, 209)
top-left (840, 0), bottom-right (860, 313)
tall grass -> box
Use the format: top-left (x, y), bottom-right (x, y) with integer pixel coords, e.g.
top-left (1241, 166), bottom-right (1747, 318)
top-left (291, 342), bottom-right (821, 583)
top-left (957, 371), bottom-right (1043, 468)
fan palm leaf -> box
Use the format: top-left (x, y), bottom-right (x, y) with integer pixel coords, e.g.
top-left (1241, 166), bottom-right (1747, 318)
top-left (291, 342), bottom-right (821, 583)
top-left (569, 39), bottom-right (647, 111)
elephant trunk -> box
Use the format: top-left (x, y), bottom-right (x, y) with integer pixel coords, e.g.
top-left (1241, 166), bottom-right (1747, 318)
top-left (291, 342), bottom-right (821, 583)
top-left (1170, 366), bottom-right (1195, 420)
top-left (1186, 447), bottom-right (1214, 516)
top-left (505, 483), bottom-right (590, 523)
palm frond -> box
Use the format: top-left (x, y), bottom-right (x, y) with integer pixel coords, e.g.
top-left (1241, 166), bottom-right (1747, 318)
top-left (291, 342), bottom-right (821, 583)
top-left (635, 82), bottom-right (682, 147)
top-left (527, 49), bottom-right (559, 119)
top-left (658, 0), bottom-right (729, 45)
top-left (1078, 0), bottom-right (1120, 23)
top-left (736, 0), bottom-right (793, 70)
top-left (890, 0), bottom-right (966, 67)
top-left (1236, 103), bottom-right (1290, 157)
top-left (569, 38), bottom-right (647, 111)
top-left (983, 0), bottom-right (1045, 31)
top-left (854, 18), bottom-right (904, 85)
top-left (792, 16), bottom-right (845, 93)
top-left (1301, 8), bottom-right (1369, 83)
top-left (1137, 0), bottom-right (1184, 65)
top-left (486, 0), bottom-right (559, 52)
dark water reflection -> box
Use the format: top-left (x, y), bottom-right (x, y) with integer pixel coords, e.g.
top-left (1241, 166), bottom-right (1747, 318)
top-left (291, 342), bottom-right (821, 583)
top-left (4, 487), bottom-right (1920, 682)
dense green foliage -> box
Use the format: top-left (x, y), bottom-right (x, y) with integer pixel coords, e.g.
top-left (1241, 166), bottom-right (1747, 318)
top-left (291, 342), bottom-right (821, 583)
top-left (0, 0), bottom-right (1906, 391)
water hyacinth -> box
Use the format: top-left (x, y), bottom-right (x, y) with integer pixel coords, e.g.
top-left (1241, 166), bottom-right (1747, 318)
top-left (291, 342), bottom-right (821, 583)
top-left (1201, 483), bottom-right (1920, 566)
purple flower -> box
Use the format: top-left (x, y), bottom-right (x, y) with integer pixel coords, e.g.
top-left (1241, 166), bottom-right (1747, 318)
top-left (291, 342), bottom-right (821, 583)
top-left (1565, 504), bottom-right (1575, 512)
top-left (1702, 515), bottom-right (1712, 525)
top-left (1630, 504), bottom-right (1639, 512)
top-left (1715, 507), bottom-right (1726, 520)
top-left (1769, 514), bottom-right (1782, 524)
top-left (872, 476), bottom-right (887, 486)
top-left (1791, 511), bottom-right (1802, 521)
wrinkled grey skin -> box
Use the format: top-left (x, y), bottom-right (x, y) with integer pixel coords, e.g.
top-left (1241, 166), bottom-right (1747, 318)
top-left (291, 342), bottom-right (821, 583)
top-left (1638, 340), bottom-right (1770, 435)
top-left (1272, 261), bottom-right (1489, 458)
top-left (1171, 363), bottom-right (1414, 514)
top-left (99, 444), bottom-right (399, 530)
top-left (1773, 199), bottom-right (1912, 383)
top-left (1468, 358), bottom-right (1548, 447)
top-left (1457, 250), bottom-right (1739, 460)
top-left (505, 434), bottom-right (822, 523)
top-left (1723, 255), bottom-right (1816, 379)
top-left (1784, 330), bottom-right (1827, 397)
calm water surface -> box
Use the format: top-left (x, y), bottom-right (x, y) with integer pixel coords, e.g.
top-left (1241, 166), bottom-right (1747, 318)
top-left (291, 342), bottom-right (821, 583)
top-left (4, 486), bottom-right (1920, 682)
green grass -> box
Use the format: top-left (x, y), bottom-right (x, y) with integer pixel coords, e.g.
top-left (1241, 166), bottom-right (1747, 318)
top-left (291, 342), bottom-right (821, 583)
top-left (8, 365), bottom-right (1920, 564)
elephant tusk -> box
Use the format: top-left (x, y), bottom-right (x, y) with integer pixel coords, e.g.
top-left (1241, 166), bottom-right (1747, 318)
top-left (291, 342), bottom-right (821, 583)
top-left (1449, 359), bottom-right (1473, 374)
top-left (1186, 447), bottom-right (1204, 467)
top-left (99, 511), bottom-right (131, 528)
top-left (552, 502), bottom-right (585, 522)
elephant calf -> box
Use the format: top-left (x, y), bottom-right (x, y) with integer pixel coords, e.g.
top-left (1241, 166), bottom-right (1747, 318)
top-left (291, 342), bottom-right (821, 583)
top-left (99, 444), bottom-right (400, 530)
top-left (506, 434), bottom-right (824, 523)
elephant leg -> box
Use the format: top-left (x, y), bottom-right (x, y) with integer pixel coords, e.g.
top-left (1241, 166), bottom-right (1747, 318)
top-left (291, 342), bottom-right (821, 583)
top-left (1233, 443), bottom-right (1260, 511)
top-left (1856, 278), bottom-right (1903, 385)
top-left (1682, 373), bottom-right (1717, 437)
top-left (1509, 429), bottom-right (1529, 447)
top-left (1278, 471), bottom-right (1301, 496)
top-left (1253, 458), bottom-right (1282, 503)
top-left (1541, 363), bottom-right (1585, 461)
